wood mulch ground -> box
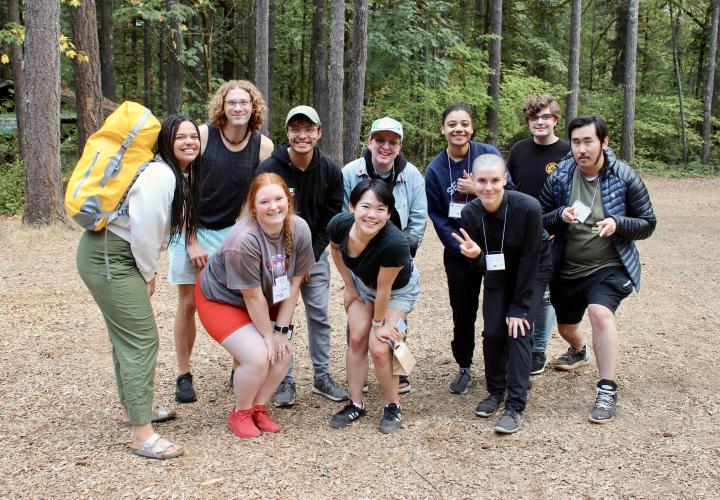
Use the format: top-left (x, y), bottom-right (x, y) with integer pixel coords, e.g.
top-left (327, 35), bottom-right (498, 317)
top-left (1, 178), bottom-right (718, 498)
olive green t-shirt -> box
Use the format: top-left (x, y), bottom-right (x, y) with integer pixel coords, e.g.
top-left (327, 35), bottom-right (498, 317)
top-left (560, 168), bottom-right (622, 279)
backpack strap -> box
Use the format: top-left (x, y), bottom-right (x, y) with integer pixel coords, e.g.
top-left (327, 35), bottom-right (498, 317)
top-left (100, 108), bottom-right (152, 188)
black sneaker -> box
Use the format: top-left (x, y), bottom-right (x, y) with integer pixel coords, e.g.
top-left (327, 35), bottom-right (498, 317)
top-left (475, 393), bottom-right (504, 417)
top-left (379, 403), bottom-right (402, 434)
top-left (329, 403), bottom-right (366, 428)
top-left (530, 352), bottom-right (548, 375)
top-left (449, 367), bottom-right (471, 394)
top-left (589, 382), bottom-right (617, 424)
top-left (494, 408), bottom-right (523, 434)
top-left (175, 372), bottom-right (197, 403)
top-left (554, 345), bottom-right (591, 371)
top-left (398, 375), bottom-right (411, 394)
top-left (228, 367), bottom-right (235, 388)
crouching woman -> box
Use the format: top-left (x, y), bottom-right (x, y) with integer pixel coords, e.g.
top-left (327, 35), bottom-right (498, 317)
top-left (452, 154), bottom-right (552, 434)
top-left (195, 173), bottom-right (314, 438)
top-left (328, 179), bottom-right (421, 434)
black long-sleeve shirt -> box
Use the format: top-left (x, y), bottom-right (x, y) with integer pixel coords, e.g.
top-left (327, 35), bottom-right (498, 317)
top-left (460, 190), bottom-right (547, 319)
top-left (258, 144), bottom-right (344, 261)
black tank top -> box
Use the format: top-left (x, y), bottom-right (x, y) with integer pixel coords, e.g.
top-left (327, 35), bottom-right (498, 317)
top-left (199, 124), bottom-right (262, 229)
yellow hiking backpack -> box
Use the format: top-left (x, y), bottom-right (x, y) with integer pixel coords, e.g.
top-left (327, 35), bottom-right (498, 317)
top-left (65, 101), bottom-right (161, 231)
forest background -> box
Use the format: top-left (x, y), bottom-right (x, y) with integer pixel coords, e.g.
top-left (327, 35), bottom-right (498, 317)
top-left (0, 0), bottom-right (718, 225)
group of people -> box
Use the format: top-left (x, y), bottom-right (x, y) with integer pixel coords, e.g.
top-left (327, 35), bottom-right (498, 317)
top-left (76, 80), bottom-right (657, 461)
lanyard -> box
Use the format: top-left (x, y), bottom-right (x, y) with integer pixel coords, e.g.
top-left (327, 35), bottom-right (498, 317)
top-left (447, 150), bottom-right (470, 204)
top-left (583, 175), bottom-right (600, 215)
top-left (480, 204), bottom-right (508, 254)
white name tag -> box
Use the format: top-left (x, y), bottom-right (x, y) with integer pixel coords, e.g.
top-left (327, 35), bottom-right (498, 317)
top-left (571, 199), bottom-right (592, 224)
top-left (449, 202), bottom-right (465, 219)
top-left (273, 275), bottom-right (291, 303)
top-left (486, 253), bottom-right (506, 271)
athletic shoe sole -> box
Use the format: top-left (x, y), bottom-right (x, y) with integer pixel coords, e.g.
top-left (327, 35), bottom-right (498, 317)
top-left (494, 422), bottom-right (522, 434)
top-left (311, 386), bottom-right (349, 402)
top-left (588, 414), bottom-right (615, 424)
top-left (449, 386), bottom-right (469, 395)
top-left (398, 383), bottom-right (411, 394)
top-left (553, 356), bottom-right (592, 371)
top-left (530, 359), bottom-right (548, 375)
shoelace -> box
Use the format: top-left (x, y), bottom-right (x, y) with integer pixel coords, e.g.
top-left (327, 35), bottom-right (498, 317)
top-left (385, 406), bottom-right (401, 421)
top-left (595, 390), bottom-right (615, 410)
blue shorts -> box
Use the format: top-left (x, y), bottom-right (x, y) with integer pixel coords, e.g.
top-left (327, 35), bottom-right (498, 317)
top-left (167, 226), bottom-right (232, 285)
top-left (351, 265), bottom-right (421, 314)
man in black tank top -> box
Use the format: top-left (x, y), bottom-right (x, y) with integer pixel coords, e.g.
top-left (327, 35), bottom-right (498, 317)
top-left (167, 80), bottom-right (274, 404)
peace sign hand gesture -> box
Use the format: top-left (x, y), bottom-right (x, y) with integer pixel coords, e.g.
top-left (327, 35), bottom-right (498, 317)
top-left (451, 228), bottom-right (482, 259)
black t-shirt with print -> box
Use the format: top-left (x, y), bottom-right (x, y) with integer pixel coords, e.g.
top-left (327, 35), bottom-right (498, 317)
top-left (328, 211), bottom-right (412, 290)
top-left (507, 137), bottom-right (571, 200)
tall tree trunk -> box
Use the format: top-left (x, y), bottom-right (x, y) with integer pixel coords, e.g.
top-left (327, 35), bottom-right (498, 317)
top-left (611, 0), bottom-right (629, 86)
top-left (71, 0), bottom-right (103, 155)
top-left (22, 0), bottom-right (62, 225)
top-left (143, 20), bottom-right (152, 106)
top-left (268, 0), bottom-right (276, 128)
top-left (247, 0), bottom-right (256, 81)
top-left (221, 0), bottom-right (235, 80)
top-left (702, 0), bottom-right (720, 163)
top-left (670, 1), bottom-right (688, 167)
top-left (619, 0), bottom-right (639, 162)
top-left (158, 30), bottom-right (165, 103)
top-left (312, 0), bottom-right (328, 147)
top-left (474, 0), bottom-right (486, 47)
top-left (8, 0), bottom-right (26, 161)
top-left (255, 0), bottom-right (270, 134)
top-left (343, 0), bottom-right (368, 164)
top-left (326, 0), bottom-right (345, 165)
top-left (485, 0), bottom-right (502, 146)
top-left (97, 0), bottom-right (116, 101)
top-left (566, 0), bottom-right (581, 127)
top-left (166, 0), bottom-right (184, 115)
top-left (199, 8), bottom-right (213, 101)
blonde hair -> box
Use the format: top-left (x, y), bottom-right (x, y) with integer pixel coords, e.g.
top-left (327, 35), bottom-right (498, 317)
top-left (242, 173), bottom-right (295, 259)
top-left (207, 80), bottom-right (267, 132)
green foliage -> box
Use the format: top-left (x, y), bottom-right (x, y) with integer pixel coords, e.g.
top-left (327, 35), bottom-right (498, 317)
top-left (0, 135), bottom-right (23, 215)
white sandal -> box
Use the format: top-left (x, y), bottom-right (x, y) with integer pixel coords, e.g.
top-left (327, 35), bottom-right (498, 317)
top-left (131, 433), bottom-right (184, 460)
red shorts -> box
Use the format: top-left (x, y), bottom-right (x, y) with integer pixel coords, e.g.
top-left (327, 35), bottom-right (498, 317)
top-left (194, 275), bottom-right (278, 344)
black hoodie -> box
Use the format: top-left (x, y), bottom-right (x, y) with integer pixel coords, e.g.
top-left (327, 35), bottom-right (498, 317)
top-left (257, 144), bottom-right (344, 261)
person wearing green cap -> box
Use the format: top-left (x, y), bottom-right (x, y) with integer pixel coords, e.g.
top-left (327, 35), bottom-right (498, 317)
top-left (257, 105), bottom-right (348, 407)
top-left (342, 116), bottom-right (427, 394)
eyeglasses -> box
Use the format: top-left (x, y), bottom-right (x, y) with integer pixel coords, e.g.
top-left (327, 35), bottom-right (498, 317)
top-left (373, 138), bottom-right (401, 148)
top-left (529, 113), bottom-right (554, 122)
top-left (288, 126), bottom-right (319, 135)
top-left (225, 99), bottom-right (252, 108)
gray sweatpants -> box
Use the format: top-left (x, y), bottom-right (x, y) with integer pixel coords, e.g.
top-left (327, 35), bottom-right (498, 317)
top-left (284, 251), bottom-right (332, 383)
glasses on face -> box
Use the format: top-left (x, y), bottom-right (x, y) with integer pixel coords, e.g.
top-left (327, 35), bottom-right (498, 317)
top-left (373, 138), bottom-right (401, 148)
top-left (288, 125), bottom-right (319, 135)
top-left (225, 99), bottom-right (252, 109)
top-left (529, 113), bottom-right (554, 123)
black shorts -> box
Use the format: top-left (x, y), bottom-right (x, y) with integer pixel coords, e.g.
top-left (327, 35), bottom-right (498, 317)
top-left (550, 266), bottom-right (633, 325)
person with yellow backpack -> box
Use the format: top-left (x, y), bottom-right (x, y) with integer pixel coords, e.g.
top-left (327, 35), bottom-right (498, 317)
top-left (74, 112), bottom-right (201, 460)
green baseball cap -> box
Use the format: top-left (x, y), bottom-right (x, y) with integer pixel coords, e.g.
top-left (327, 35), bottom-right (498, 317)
top-left (369, 116), bottom-right (403, 140)
top-left (285, 105), bottom-right (321, 126)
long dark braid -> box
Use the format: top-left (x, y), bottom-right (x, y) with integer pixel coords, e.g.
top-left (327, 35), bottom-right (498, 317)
top-left (156, 114), bottom-right (202, 244)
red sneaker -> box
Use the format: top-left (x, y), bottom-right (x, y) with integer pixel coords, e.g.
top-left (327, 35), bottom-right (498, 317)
top-left (227, 408), bottom-right (262, 438)
top-left (253, 405), bottom-right (281, 433)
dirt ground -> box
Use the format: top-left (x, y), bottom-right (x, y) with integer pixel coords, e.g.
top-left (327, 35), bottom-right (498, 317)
top-left (1, 177), bottom-right (718, 499)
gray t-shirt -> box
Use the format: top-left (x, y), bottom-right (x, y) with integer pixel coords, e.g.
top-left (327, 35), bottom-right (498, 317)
top-left (200, 214), bottom-right (314, 307)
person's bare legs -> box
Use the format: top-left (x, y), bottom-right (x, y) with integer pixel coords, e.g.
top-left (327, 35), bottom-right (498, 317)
top-left (369, 309), bottom-right (408, 406)
top-left (221, 324), bottom-right (292, 409)
top-left (174, 284), bottom-right (196, 376)
top-left (587, 304), bottom-right (618, 380)
top-left (346, 300), bottom-right (373, 403)
top-left (557, 322), bottom-right (584, 350)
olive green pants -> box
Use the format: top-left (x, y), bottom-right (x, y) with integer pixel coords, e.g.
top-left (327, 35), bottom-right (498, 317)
top-left (76, 230), bottom-right (158, 425)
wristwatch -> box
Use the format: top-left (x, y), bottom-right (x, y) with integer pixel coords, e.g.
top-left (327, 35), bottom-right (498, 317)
top-left (274, 324), bottom-right (294, 340)
top-left (371, 318), bottom-right (385, 328)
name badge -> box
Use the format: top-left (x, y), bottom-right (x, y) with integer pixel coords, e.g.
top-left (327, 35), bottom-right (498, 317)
top-left (571, 199), bottom-right (592, 224)
top-left (486, 253), bottom-right (506, 271)
top-left (449, 202), bottom-right (465, 219)
top-left (273, 275), bottom-right (291, 303)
